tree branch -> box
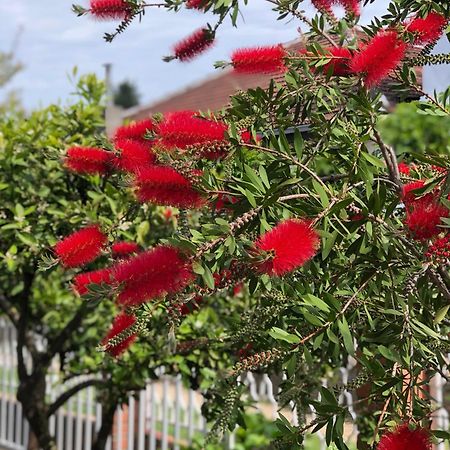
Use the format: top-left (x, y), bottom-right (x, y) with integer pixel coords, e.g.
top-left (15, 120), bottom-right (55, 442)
top-left (373, 128), bottom-right (402, 193)
top-left (44, 301), bottom-right (95, 363)
top-left (47, 378), bottom-right (106, 417)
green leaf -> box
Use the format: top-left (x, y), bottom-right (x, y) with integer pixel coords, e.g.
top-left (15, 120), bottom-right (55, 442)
top-left (302, 294), bottom-right (331, 313)
top-left (312, 179), bottom-right (329, 207)
top-left (338, 317), bottom-right (354, 355)
top-left (434, 305), bottom-right (450, 325)
top-left (268, 327), bottom-right (301, 344)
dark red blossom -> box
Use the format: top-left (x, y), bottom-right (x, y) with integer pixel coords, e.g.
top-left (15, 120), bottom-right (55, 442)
top-left (89, 0), bottom-right (133, 20)
top-left (134, 166), bottom-right (205, 208)
top-left (102, 313), bottom-right (137, 357)
top-left (321, 46), bottom-right (353, 76)
top-left (340, 0), bottom-right (360, 16)
top-left (405, 200), bottom-right (448, 240)
top-left (179, 296), bottom-right (203, 315)
top-left (72, 268), bottom-right (113, 296)
top-left (311, 0), bottom-right (334, 15)
top-left (113, 246), bottom-right (194, 306)
top-left (254, 219), bottom-right (319, 276)
top-left (186, 0), bottom-right (206, 9)
top-left (350, 31), bottom-right (407, 87)
top-left (377, 423), bottom-right (431, 450)
top-left (173, 28), bottom-right (214, 61)
top-left (214, 193), bottom-right (238, 211)
top-left (113, 139), bottom-right (155, 173)
top-left (425, 234), bottom-right (450, 259)
top-left (432, 165), bottom-right (448, 174)
top-left (55, 225), bottom-right (108, 268)
top-left (114, 119), bottom-right (155, 144)
top-left (407, 12), bottom-right (448, 44)
top-left (231, 45), bottom-right (287, 74)
top-left (112, 241), bottom-right (140, 258)
top-left (65, 146), bottom-right (113, 175)
top-left (398, 162), bottom-right (410, 175)
top-left (157, 111), bottom-right (228, 149)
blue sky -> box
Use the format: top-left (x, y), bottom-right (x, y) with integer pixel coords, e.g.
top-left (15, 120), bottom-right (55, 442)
top-left (0, 0), bottom-right (448, 111)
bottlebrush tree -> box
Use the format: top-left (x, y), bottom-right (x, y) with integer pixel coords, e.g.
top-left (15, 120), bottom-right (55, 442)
top-left (65, 0), bottom-right (450, 448)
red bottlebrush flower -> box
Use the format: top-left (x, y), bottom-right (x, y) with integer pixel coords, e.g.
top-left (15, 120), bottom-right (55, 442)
top-left (377, 423), bottom-right (431, 450)
top-left (172, 28), bottom-right (215, 61)
top-left (113, 246), bottom-right (194, 306)
top-left (254, 219), bottom-right (320, 276)
top-left (89, 0), bottom-right (133, 20)
top-left (179, 295), bottom-right (203, 315)
top-left (398, 162), bottom-right (410, 175)
top-left (425, 234), bottom-right (450, 259)
top-left (311, 0), bottom-right (335, 15)
top-left (134, 166), bottom-right (205, 208)
top-left (350, 31), bottom-right (407, 87)
top-left (214, 193), bottom-right (238, 211)
top-left (339, 0), bottom-right (360, 16)
top-left (163, 208), bottom-right (173, 220)
top-left (405, 200), bottom-right (448, 240)
top-left (65, 146), bottom-right (112, 175)
top-left (407, 12), bottom-right (448, 44)
top-left (112, 241), bottom-right (140, 258)
top-left (114, 119), bottom-right (154, 144)
top-left (432, 165), bottom-right (448, 174)
top-left (231, 45), bottom-right (287, 74)
top-left (233, 282), bottom-right (243, 296)
top-left (402, 180), bottom-right (431, 206)
top-left (186, 0), bottom-right (206, 9)
top-left (113, 139), bottom-right (155, 173)
top-left (321, 46), bottom-right (353, 76)
top-left (102, 313), bottom-right (137, 357)
top-left (157, 111), bottom-right (228, 149)
top-left (54, 225), bottom-right (108, 268)
top-left (72, 268), bottom-right (112, 296)
top-left (350, 213), bottom-right (365, 221)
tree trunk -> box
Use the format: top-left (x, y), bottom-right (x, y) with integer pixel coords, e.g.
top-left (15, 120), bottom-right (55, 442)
top-left (18, 370), bottom-right (57, 450)
top-left (91, 395), bottom-right (118, 450)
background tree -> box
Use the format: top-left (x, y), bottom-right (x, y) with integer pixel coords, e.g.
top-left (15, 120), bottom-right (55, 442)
top-left (113, 79), bottom-right (140, 109)
top-left (55, 0), bottom-right (450, 448)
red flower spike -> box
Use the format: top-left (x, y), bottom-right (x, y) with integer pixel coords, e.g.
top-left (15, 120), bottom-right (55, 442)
top-left (255, 219), bottom-right (319, 276)
top-left (398, 162), bottom-right (410, 175)
top-left (231, 45), bottom-right (287, 74)
top-left (113, 139), bottom-right (155, 173)
top-left (173, 28), bottom-right (214, 61)
top-left (54, 225), bottom-right (108, 268)
top-left (134, 166), bottom-right (205, 209)
top-left (425, 234), bottom-right (450, 260)
top-left (340, 0), bottom-right (360, 16)
top-left (377, 423), bottom-right (431, 450)
top-left (407, 12), bottom-right (448, 44)
top-left (89, 0), bottom-right (133, 20)
top-left (179, 296), bottom-right (203, 315)
top-left (72, 268), bottom-right (113, 296)
top-left (112, 241), bottom-right (140, 258)
top-left (311, 0), bottom-right (335, 15)
top-left (65, 146), bottom-right (113, 175)
top-left (405, 201), bottom-right (448, 240)
top-left (113, 246), bottom-right (194, 306)
top-left (186, 0), bottom-right (206, 9)
top-left (157, 111), bottom-right (228, 150)
top-left (350, 31), bottom-right (407, 87)
top-left (402, 180), bottom-right (431, 206)
top-left (114, 119), bottom-right (155, 144)
top-left (321, 47), bottom-right (353, 76)
top-left (102, 313), bottom-right (137, 357)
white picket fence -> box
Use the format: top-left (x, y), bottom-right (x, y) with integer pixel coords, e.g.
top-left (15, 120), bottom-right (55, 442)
top-left (0, 317), bottom-right (449, 450)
